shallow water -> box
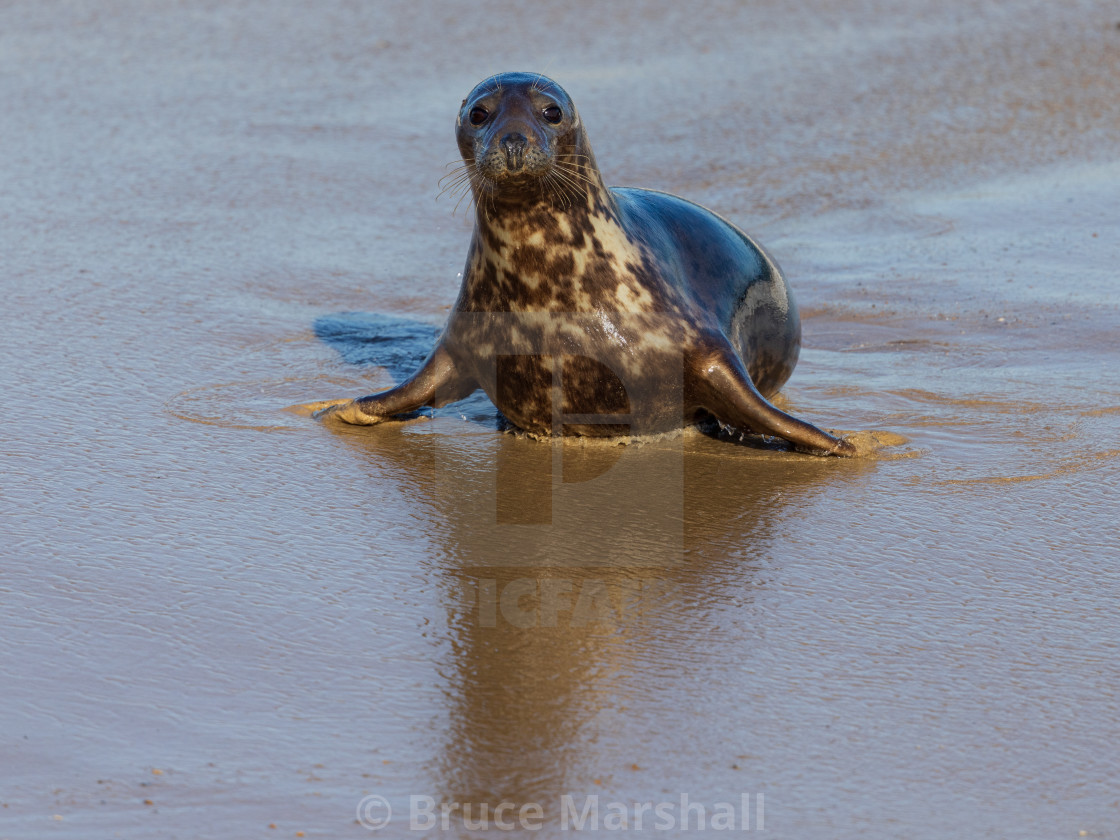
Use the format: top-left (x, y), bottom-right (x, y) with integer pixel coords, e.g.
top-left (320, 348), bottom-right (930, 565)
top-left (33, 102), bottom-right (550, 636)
top-left (3, 1), bottom-right (1120, 838)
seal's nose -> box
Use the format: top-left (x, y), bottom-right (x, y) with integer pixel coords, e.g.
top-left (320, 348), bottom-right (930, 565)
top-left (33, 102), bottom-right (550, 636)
top-left (501, 133), bottom-right (527, 171)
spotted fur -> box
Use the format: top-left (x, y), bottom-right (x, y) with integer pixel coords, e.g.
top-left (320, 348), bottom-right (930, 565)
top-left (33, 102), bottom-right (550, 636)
top-left (314, 73), bottom-right (854, 456)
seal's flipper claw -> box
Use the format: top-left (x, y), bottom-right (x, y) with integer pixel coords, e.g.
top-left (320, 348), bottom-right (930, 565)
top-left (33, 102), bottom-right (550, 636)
top-left (690, 347), bottom-right (855, 457)
top-left (285, 398), bottom-right (350, 417)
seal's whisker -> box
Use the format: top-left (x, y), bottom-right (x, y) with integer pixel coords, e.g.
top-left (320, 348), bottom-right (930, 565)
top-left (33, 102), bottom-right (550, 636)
top-left (437, 159), bottom-right (482, 215)
top-left (552, 162), bottom-right (597, 191)
top-left (444, 185), bottom-right (475, 212)
top-left (436, 174), bottom-right (477, 206)
top-left (554, 160), bottom-right (595, 180)
top-left (436, 173), bottom-right (474, 197)
top-left (542, 172), bottom-right (573, 210)
top-left (437, 177), bottom-right (469, 196)
top-left (452, 187), bottom-right (477, 216)
top-left (438, 163), bottom-right (473, 185)
top-left (438, 158), bottom-right (476, 181)
top-left (559, 153), bottom-right (592, 166)
top-left (530, 70), bottom-right (546, 96)
top-left (555, 154), bottom-right (594, 171)
top-left (437, 167), bottom-right (474, 187)
top-left (477, 190), bottom-right (494, 225)
top-left (546, 167), bottom-right (586, 201)
top-left (449, 171), bottom-right (484, 216)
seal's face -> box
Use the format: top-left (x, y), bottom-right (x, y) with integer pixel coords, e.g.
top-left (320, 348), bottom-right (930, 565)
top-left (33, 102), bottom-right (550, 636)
top-left (456, 72), bottom-right (587, 204)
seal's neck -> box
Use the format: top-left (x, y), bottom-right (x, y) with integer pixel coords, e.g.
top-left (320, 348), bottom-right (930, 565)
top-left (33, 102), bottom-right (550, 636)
top-left (473, 144), bottom-right (622, 242)
top-left (461, 171), bottom-right (644, 316)
top-left (472, 175), bottom-right (625, 266)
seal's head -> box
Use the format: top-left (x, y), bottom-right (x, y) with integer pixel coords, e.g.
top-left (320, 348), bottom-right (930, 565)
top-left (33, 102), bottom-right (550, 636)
top-left (456, 72), bottom-right (599, 207)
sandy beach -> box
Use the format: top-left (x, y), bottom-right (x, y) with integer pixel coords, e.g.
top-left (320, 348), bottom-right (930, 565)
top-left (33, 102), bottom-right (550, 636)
top-left (2, 1), bottom-right (1119, 838)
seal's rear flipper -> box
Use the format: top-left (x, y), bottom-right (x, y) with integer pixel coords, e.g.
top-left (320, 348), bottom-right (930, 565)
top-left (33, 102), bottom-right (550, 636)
top-left (689, 347), bottom-right (856, 457)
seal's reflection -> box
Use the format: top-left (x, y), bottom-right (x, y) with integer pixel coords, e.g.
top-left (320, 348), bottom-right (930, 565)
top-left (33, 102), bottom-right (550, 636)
top-left (328, 417), bottom-right (865, 823)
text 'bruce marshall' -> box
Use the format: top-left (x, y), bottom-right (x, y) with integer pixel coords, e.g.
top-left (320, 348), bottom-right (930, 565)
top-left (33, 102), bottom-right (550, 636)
top-left (405, 793), bottom-right (765, 832)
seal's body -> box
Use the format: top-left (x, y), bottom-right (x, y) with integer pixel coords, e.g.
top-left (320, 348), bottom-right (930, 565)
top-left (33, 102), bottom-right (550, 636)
top-left (314, 73), bottom-right (854, 456)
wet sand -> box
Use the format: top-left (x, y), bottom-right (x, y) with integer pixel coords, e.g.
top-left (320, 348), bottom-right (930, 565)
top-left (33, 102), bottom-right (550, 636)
top-left (2, 1), bottom-right (1119, 838)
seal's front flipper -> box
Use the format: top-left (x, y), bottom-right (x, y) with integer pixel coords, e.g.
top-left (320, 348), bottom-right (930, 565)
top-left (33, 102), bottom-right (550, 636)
top-left (312, 344), bottom-right (477, 426)
top-left (689, 347), bottom-right (856, 457)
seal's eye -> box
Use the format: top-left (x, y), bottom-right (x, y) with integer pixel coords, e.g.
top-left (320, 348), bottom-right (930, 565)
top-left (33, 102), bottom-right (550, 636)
top-left (469, 107), bottom-right (489, 126)
top-left (542, 104), bottom-right (563, 124)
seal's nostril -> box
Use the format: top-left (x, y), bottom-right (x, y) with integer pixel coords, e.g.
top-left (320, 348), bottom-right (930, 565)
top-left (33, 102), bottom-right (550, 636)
top-left (501, 133), bottom-right (528, 151)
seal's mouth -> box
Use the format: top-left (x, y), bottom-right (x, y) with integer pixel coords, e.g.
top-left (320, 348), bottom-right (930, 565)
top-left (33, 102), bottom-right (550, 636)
top-left (466, 145), bottom-right (598, 211)
top-left (475, 141), bottom-right (554, 189)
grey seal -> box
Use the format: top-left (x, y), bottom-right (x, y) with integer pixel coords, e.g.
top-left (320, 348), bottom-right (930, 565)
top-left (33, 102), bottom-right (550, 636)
top-left (310, 72), bottom-right (855, 456)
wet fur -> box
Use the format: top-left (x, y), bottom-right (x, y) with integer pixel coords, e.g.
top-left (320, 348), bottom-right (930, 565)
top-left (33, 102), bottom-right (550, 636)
top-left (312, 72), bottom-right (854, 456)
